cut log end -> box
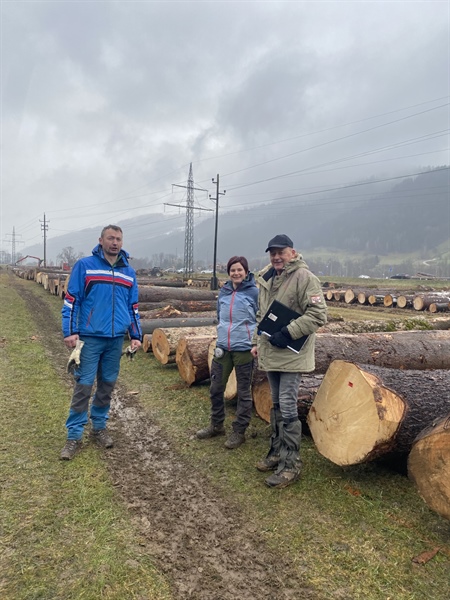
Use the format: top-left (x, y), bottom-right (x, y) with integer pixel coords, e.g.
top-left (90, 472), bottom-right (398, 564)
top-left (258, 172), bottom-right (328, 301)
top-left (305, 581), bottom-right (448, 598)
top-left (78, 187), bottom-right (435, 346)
top-left (307, 360), bottom-right (405, 466)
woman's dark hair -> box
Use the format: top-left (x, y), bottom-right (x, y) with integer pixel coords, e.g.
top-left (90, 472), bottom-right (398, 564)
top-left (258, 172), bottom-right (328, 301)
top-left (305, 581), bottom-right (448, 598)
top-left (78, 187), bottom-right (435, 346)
top-left (227, 255), bottom-right (249, 275)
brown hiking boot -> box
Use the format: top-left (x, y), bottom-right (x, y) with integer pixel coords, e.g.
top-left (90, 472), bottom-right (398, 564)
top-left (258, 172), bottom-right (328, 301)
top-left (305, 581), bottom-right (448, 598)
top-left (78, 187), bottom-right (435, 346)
top-left (196, 423), bottom-right (225, 439)
top-left (60, 439), bottom-right (82, 461)
top-left (265, 469), bottom-right (300, 489)
top-left (91, 429), bottom-right (114, 448)
top-left (224, 431), bottom-right (245, 449)
top-left (256, 454), bottom-right (280, 472)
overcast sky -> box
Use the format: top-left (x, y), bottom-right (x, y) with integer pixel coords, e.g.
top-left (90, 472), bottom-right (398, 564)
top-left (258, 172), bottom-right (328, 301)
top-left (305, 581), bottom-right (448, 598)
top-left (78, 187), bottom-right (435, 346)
top-left (1, 0), bottom-right (449, 256)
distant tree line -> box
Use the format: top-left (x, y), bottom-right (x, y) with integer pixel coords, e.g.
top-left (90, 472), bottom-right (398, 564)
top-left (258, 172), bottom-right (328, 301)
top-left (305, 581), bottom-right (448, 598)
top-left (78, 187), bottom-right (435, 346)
top-left (127, 251), bottom-right (449, 279)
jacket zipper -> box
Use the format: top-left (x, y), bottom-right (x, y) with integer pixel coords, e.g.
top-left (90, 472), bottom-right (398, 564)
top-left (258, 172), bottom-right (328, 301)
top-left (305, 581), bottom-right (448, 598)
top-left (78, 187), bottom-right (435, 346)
top-left (111, 267), bottom-right (115, 336)
top-left (227, 290), bottom-right (236, 350)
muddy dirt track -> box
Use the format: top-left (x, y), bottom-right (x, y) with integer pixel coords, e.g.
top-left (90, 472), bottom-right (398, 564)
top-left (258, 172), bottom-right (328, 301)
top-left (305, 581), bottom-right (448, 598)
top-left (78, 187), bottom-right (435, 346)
top-left (12, 273), bottom-right (316, 600)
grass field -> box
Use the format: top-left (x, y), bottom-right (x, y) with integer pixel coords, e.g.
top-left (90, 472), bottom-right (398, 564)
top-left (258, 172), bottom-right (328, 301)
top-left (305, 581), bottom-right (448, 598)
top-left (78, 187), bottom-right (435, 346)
top-left (1, 270), bottom-right (450, 599)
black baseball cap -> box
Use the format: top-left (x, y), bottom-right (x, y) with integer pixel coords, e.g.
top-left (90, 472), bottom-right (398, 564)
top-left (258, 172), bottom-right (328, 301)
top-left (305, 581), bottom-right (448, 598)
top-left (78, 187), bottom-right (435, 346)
top-left (265, 234), bottom-right (294, 252)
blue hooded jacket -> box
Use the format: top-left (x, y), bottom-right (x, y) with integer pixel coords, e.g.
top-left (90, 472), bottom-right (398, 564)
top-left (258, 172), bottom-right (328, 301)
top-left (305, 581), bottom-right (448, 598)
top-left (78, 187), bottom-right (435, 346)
top-left (62, 244), bottom-right (142, 340)
top-left (216, 273), bottom-right (259, 352)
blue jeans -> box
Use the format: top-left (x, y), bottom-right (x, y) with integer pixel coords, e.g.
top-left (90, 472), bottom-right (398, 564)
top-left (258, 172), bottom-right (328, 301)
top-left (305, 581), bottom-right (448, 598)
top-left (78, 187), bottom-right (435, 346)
top-left (65, 336), bottom-right (124, 440)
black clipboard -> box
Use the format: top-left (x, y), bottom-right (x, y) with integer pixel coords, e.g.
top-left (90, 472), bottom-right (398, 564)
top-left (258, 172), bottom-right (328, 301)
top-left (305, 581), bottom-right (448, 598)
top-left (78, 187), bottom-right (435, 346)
top-left (258, 300), bottom-right (309, 353)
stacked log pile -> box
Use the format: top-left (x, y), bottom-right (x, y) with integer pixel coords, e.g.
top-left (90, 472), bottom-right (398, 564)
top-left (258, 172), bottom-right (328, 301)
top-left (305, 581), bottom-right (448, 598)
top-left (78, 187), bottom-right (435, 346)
top-left (326, 285), bottom-right (450, 313)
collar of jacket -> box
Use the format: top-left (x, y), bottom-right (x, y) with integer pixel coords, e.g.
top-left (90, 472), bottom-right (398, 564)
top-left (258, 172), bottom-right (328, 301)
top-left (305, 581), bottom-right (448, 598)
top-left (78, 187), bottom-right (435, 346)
top-left (92, 243), bottom-right (130, 268)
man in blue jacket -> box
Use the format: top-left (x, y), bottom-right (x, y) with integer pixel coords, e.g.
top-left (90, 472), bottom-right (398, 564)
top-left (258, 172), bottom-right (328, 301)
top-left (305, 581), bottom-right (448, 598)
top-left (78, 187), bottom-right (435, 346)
top-left (60, 225), bottom-right (142, 460)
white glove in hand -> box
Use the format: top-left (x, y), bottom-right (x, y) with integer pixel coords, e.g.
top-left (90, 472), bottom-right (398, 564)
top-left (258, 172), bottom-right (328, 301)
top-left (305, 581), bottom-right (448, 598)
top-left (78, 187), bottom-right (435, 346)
top-left (123, 345), bottom-right (137, 361)
top-left (67, 340), bottom-right (85, 373)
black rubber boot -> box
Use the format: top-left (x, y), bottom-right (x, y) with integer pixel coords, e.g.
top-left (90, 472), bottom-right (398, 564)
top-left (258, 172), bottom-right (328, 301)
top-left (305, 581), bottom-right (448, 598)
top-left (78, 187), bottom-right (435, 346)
top-left (196, 422), bottom-right (225, 439)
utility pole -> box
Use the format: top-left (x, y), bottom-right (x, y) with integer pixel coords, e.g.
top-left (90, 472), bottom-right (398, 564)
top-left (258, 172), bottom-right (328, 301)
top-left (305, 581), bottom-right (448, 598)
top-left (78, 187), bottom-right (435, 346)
top-left (39, 214), bottom-right (49, 267)
top-left (210, 175), bottom-right (226, 290)
top-left (165, 164), bottom-right (210, 277)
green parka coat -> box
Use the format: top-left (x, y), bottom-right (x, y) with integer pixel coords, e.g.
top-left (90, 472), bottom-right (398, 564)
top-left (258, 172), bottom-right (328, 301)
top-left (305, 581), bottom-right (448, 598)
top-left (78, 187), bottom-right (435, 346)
top-left (252, 253), bottom-right (327, 373)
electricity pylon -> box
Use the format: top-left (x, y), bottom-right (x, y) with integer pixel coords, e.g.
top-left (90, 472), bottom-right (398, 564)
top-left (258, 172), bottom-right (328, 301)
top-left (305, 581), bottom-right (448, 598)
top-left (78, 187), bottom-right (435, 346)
top-left (166, 163), bottom-right (210, 277)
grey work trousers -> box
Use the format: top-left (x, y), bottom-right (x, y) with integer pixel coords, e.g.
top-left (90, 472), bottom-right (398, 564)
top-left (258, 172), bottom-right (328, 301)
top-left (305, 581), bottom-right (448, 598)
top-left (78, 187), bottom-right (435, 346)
top-left (266, 371), bottom-right (302, 472)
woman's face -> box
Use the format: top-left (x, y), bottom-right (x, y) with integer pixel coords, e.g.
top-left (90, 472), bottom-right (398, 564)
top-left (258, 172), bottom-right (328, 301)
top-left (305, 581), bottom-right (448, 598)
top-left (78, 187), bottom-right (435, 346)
top-left (229, 262), bottom-right (247, 288)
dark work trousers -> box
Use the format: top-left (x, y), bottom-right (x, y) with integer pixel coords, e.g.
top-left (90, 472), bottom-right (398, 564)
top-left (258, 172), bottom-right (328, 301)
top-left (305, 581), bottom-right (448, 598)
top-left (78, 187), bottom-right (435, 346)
top-left (65, 336), bottom-right (123, 440)
top-left (266, 371), bottom-right (303, 473)
top-left (209, 350), bottom-right (254, 433)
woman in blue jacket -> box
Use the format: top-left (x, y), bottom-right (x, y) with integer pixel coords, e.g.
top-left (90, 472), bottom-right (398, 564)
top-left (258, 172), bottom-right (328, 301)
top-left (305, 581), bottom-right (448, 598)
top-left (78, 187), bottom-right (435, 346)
top-left (196, 256), bottom-right (258, 449)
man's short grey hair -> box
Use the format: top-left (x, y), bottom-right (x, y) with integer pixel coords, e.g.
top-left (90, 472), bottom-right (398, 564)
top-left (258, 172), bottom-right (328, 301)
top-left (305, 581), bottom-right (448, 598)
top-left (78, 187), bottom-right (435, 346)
top-left (100, 225), bottom-right (123, 238)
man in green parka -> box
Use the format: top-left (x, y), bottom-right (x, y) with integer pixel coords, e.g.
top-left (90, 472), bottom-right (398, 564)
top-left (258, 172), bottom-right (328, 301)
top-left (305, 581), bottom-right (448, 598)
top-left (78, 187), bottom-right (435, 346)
top-left (251, 234), bottom-right (327, 488)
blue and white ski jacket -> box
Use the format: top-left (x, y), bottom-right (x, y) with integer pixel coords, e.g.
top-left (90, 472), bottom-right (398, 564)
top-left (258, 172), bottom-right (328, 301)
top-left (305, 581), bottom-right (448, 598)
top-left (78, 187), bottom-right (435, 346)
top-left (216, 273), bottom-right (259, 352)
top-left (62, 244), bottom-right (142, 340)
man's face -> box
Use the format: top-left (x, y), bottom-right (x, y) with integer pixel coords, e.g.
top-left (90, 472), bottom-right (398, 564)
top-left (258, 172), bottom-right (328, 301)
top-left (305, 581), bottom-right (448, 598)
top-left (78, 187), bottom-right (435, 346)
top-left (269, 247), bottom-right (295, 273)
top-left (100, 229), bottom-right (123, 258)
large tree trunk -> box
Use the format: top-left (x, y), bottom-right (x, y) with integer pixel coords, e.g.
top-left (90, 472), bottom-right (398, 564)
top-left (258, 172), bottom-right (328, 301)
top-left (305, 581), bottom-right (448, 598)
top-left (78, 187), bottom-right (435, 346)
top-left (176, 334), bottom-right (217, 385)
top-left (139, 308), bottom-right (216, 321)
top-left (140, 317), bottom-right (218, 335)
top-left (408, 414), bottom-right (450, 520)
top-left (314, 330), bottom-right (450, 373)
top-left (139, 286), bottom-right (219, 303)
top-left (307, 360), bottom-right (450, 466)
top-left (252, 368), bottom-right (324, 423)
top-left (139, 300), bottom-right (218, 312)
top-left (137, 278), bottom-right (186, 287)
top-left (152, 326), bottom-right (217, 365)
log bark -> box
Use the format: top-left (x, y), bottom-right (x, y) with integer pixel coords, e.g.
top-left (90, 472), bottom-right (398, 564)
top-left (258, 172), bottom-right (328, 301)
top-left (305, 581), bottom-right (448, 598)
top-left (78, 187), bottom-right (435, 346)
top-left (307, 360), bottom-right (450, 466)
top-left (414, 295), bottom-right (450, 311)
top-left (408, 414), bottom-right (450, 520)
top-left (139, 309), bottom-right (216, 321)
top-left (314, 330), bottom-right (450, 372)
top-left (138, 300), bottom-right (217, 312)
top-left (252, 368), bottom-right (324, 423)
top-left (138, 285), bottom-right (219, 303)
top-left (140, 317), bottom-right (218, 335)
top-left (176, 334), bottom-right (217, 385)
top-left (429, 302), bottom-right (449, 313)
top-left (137, 278), bottom-right (186, 287)
top-left (207, 340), bottom-right (237, 400)
top-left (152, 326), bottom-right (217, 365)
